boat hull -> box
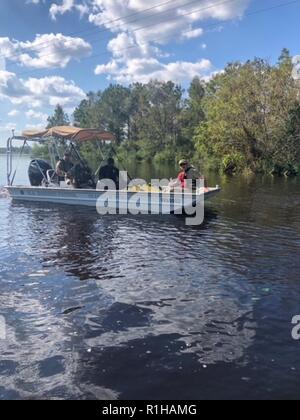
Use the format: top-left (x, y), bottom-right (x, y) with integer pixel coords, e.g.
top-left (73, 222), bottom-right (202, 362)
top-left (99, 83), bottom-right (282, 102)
top-left (5, 186), bottom-right (220, 215)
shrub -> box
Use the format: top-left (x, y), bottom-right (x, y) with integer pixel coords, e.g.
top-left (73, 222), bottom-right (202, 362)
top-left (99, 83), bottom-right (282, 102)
top-left (222, 153), bottom-right (246, 175)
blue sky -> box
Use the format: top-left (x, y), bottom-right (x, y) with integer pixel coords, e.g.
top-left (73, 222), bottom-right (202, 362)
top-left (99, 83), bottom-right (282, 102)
top-left (0, 0), bottom-right (300, 145)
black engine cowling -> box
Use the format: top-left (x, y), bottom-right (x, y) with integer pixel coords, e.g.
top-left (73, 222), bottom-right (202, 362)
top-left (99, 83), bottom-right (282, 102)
top-left (28, 159), bottom-right (53, 186)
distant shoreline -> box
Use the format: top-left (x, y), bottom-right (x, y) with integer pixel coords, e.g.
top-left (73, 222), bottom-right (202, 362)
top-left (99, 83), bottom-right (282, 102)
top-left (0, 153), bottom-right (31, 155)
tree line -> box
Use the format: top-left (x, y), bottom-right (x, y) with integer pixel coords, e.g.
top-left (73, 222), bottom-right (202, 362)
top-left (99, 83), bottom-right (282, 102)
top-left (44, 49), bottom-right (300, 176)
top-left (0, 146), bottom-right (31, 154)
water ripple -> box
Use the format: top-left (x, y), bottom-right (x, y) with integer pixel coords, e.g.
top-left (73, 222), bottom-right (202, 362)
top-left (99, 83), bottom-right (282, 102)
top-left (1, 176), bottom-right (300, 399)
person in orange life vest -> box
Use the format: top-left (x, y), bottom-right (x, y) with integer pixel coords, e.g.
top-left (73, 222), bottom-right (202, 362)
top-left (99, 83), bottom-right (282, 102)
top-left (178, 159), bottom-right (208, 190)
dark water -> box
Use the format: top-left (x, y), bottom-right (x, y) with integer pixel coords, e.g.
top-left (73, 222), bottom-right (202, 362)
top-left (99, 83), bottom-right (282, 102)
top-left (1, 158), bottom-right (300, 400)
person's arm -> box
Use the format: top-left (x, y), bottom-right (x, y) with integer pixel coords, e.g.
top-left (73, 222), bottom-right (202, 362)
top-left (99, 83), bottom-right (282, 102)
top-left (56, 161), bottom-right (65, 177)
top-left (99, 166), bottom-right (106, 180)
top-left (66, 162), bottom-right (75, 177)
top-left (168, 177), bottom-right (181, 191)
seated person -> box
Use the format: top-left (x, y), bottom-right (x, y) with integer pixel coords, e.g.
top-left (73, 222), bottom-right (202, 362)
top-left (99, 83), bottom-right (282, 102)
top-left (56, 152), bottom-right (74, 182)
top-left (71, 163), bottom-right (96, 189)
top-left (99, 157), bottom-right (120, 190)
top-left (177, 159), bottom-right (207, 190)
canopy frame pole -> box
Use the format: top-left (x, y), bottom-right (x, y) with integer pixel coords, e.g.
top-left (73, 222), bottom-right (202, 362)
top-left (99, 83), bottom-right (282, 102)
top-left (69, 142), bottom-right (96, 188)
top-left (95, 142), bottom-right (133, 182)
top-left (5, 127), bottom-right (115, 187)
top-left (11, 139), bottom-right (27, 186)
top-left (94, 141), bottom-right (107, 177)
top-left (54, 141), bottom-right (61, 161)
top-left (70, 142), bottom-right (90, 171)
top-left (47, 138), bottom-right (61, 170)
top-left (6, 137), bottom-right (12, 186)
top-left (48, 140), bottom-right (55, 170)
top-left (34, 160), bottom-right (49, 185)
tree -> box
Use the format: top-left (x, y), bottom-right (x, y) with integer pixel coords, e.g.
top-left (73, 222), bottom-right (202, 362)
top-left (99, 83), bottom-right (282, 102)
top-left (69, 51), bottom-right (300, 174)
top-left (74, 86), bottom-right (131, 144)
top-left (194, 51), bottom-right (300, 173)
top-left (128, 81), bottom-right (184, 161)
top-left (47, 104), bottom-right (70, 128)
top-left (100, 85), bottom-right (131, 144)
top-left (179, 77), bottom-right (206, 157)
top-left (188, 77), bottom-right (206, 119)
top-left (74, 92), bottom-right (103, 129)
top-left (278, 48), bottom-right (293, 69)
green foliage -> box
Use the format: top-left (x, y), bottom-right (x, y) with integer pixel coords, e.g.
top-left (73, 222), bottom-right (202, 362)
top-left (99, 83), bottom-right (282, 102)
top-left (74, 86), bottom-right (131, 144)
top-left (47, 104), bottom-right (70, 128)
top-left (194, 49), bottom-right (300, 175)
top-left (32, 104), bottom-right (70, 163)
top-left (79, 141), bottom-right (107, 173)
top-left (31, 143), bottom-right (50, 160)
top-left (154, 149), bottom-right (177, 164)
top-left (43, 49), bottom-right (300, 177)
top-left (73, 81), bottom-right (190, 165)
top-left (222, 153), bottom-right (246, 175)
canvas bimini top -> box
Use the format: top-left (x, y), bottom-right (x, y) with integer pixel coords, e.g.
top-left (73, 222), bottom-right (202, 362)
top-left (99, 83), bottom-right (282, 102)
top-left (21, 126), bottom-right (115, 142)
top-left (6, 126), bottom-right (115, 186)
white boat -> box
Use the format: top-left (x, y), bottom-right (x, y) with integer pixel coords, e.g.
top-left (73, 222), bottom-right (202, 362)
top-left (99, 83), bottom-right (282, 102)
top-left (5, 126), bottom-right (220, 216)
top-left (6, 185), bottom-right (220, 214)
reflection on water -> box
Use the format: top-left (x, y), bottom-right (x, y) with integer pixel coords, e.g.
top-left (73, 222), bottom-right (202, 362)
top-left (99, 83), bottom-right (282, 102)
top-left (1, 172), bottom-right (300, 399)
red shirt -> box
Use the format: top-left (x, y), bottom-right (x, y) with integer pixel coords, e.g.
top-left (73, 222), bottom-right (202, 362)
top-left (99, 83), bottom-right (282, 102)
top-left (178, 169), bottom-right (208, 190)
top-left (178, 171), bottom-right (186, 188)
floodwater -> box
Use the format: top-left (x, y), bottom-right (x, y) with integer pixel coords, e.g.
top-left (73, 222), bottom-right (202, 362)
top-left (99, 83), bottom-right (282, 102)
top-left (1, 154), bottom-right (300, 400)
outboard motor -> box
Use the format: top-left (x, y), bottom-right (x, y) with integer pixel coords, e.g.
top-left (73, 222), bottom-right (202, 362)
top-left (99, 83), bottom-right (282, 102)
top-left (28, 159), bottom-right (53, 186)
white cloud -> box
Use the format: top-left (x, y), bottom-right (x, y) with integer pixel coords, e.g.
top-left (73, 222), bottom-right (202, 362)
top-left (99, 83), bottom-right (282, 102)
top-left (0, 34), bottom-right (91, 69)
top-left (26, 0), bottom-right (45, 4)
top-left (0, 38), bottom-right (15, 59)
top-left (0, 57), bottom-right (5, 72)
top-left (8, 110), bottom-right (20, 117)
top-left (50, 0), bottom-right (74, 19)
top-left (75, 3), bottom-right (89, 17)
top-left (95, 60), bottom-right (119, 75)
top-left (93, 29), bottom-right (213, 83)
top-left (25, 123), bottom-right (46, 130)
top-left (96, 57), bottom-right (212, 84)
top-left (26, 110), bottom-right (48, 122)
top-left (0, 70), bottom-right (29, 98)
top-left (50, 0), bottom-right (89, 20)
top-left (0, 71), bottom-right (86, 109)
top-left (182, 28), bottom-right (204, 40)
top-left (89, 0), bottom-right (250, 44)
top-left (92, 0), bottom-right (250, 83)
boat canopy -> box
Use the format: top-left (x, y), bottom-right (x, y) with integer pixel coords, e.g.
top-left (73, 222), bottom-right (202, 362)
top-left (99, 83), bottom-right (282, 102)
top-left (21, 126), bottom-right (114, 142)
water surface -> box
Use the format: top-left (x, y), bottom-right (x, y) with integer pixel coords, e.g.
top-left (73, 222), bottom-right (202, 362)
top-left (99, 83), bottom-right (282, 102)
top-left (0, 155), bottom-right (300, 400)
